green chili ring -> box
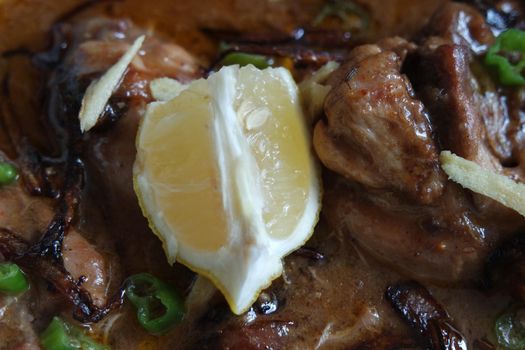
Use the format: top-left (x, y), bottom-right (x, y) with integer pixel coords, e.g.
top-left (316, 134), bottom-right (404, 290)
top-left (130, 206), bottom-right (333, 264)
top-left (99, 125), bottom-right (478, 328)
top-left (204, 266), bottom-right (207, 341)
top-left (495, 306), bottom-right (525, 350)
top-left (220, 52), bottom-right (272, 69)
top-left (313, 0), bottom-right (370, 31)
top-left (0, 162), bottom-right (18, 185)
top-left (0, 262), bottom-right (29, 295)
top-left (40, 317), bottom-right (108, 350)
top-left (485, 29), bottom-right (525, 86)
top-left (125, 273), bottom-right (185, 334)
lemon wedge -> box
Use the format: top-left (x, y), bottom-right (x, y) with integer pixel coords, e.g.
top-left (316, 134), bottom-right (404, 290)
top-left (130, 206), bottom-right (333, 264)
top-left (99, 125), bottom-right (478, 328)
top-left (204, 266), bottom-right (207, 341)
top-left (133, 65), bottom-right (321, 314)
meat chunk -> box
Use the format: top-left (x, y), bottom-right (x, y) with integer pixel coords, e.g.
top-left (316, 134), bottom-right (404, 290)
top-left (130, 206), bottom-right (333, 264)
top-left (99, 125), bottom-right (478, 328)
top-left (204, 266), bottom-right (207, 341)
top-left (318, 3), bottom-right (525, 285)
top-left (407, 43), bottom-right (499, 171)
top-left (323, 175), bottom-right (490, 282)
top-left (421, 2), bottom-right (495, 54)
top-left (63, 229), bottom-right (109, 307)
top-left (0, 184), bottom-right (53, 244)
top-left (406, 4), bottom-right (525, 217)
top-left (69, 17), bottom-right (202, 225)
top-left (407, 2), bottom-right (499, 172)
top-left (409, 2), bottom-right (524, 178)
top-left (66, 18), bottom-right (201, 84)
top-left (315, 42), bottom-right (485, 282)
top-left (314, 39), bottom-right (445, 205)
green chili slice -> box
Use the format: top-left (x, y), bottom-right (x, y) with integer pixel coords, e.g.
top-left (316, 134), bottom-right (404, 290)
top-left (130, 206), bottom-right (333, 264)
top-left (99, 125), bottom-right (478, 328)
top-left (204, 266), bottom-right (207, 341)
top-left (313, 0), bottom-right (369, 31)
top-left (495, 306), bottom-right (525, 350)
top-left (0, 262), bottom-right (29, 295)
top-left (220, 52), bottom-right (272, 69)
top-left (0, 162), bottom-right (18, 185)
top-left (125, 273), bottom-right (185, 334)
top-left (485, 29), bottom-right (525, 86)
top-left (40, 317), bottom-right (108, 350)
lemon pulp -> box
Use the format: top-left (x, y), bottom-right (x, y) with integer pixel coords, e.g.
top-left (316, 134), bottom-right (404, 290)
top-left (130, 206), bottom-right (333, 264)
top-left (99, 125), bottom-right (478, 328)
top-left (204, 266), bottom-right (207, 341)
top-left (134, 65), bottom-right (320, 314)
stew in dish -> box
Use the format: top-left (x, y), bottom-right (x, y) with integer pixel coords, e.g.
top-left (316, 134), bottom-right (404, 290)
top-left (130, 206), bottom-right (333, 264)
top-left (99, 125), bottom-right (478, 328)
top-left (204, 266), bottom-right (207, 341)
top-left (0, 0), bottom-right (524, 349)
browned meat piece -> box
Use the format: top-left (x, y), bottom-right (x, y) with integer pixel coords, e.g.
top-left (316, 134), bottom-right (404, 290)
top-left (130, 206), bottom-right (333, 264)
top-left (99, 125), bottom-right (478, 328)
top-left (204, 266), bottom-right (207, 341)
top-left (421, 2), bottom-right (495, 54)
top-left (411, 2), bottom-right (525, 177)
top-left (323, 175), bottom-right (491, 282)
top-left (65, 18), bottom-right (201, 226)
top-left (386, 281), bottom-right (467, 350)
top-left (408, 3), bottom-right (498, 171)
top-left (313, 37), bottom-right (496, 282)
top-left (408, 42), bottom-right (499, 170)
top-left (314, 39), bottom-right (445, 205)
top-left (406, 2), bottom-right (525, 217)
top-left (62, 229), bottom-right (109, 307)
top-left (64, 18), bottom-right (201, 84)
top-left (318, 2), bottom-right (525, 286)
top-left (0, 184), bottom-right (53, 244)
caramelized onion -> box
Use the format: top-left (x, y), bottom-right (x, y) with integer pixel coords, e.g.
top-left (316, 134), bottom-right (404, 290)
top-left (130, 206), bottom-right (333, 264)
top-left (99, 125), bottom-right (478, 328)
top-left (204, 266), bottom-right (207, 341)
top-left (386, 281), bottom-right (467, 350)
